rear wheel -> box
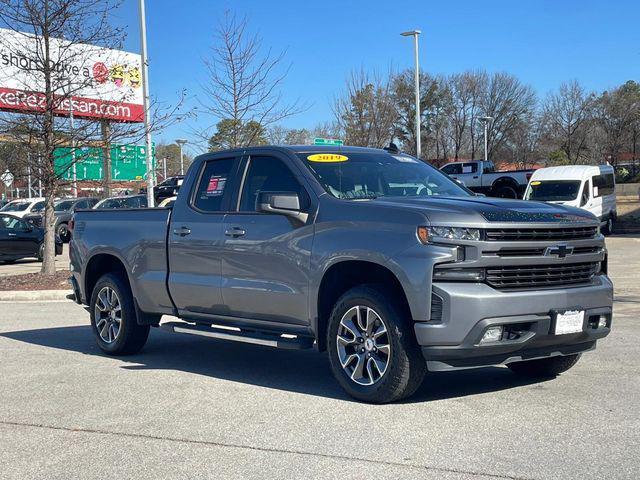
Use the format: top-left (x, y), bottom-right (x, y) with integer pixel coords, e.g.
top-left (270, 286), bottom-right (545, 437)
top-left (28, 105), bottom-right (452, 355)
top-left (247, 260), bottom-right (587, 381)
top-left (57, 222), bottom-right (70, 242)
top-left (327, 285), bottom-right (426, 403)
top-left (36, 243), bottom-right (44, 262)
top-left (507, 354), bottom-right (581, 377)
top-left (494, 185), bottom-right (518, 199)
top-left (90, 273), bottom-right (149, 355)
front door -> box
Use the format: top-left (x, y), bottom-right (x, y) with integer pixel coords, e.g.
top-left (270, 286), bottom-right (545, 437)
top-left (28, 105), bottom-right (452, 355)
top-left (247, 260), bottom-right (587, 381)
top-left (168, 156), bottom-right (238, 317)
top-left (0, 215), bottom-right (40, 258)
top-left (221, 154), bottom-right (314, 326)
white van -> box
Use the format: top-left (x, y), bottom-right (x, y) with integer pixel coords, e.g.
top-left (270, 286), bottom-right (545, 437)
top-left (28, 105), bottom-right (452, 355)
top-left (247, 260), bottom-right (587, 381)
top-left (524, 165), bottom-right (616, 234)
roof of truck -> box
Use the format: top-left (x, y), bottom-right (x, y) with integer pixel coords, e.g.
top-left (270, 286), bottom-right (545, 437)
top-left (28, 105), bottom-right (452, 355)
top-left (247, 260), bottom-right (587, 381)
top-left (530, 164), bottom-right (613, 181)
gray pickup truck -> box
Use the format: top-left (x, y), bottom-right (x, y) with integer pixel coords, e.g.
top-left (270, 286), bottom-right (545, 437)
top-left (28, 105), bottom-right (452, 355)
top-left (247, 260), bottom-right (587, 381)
top-left (69, 146), bottom-right (613, 403)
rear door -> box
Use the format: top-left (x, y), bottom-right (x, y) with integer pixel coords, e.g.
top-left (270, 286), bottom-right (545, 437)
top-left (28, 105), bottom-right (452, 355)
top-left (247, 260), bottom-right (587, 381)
top-left (168, 156), bottom-right (239, 317)
top-left (219, 153), bottom-right (314, 325)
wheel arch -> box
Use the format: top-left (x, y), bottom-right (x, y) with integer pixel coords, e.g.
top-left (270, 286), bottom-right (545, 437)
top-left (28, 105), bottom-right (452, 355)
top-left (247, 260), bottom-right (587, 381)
top-left (84, 253), bottom-right (131, 306)
top-left (315, 260), bottom-right (411, 352)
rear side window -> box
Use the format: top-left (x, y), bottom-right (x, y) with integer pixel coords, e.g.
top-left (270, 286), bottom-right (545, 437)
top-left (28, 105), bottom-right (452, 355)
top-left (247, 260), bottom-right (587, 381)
top-left (193, 158), bottom-right (234, 212)
top-left (462, 162), bottom-right (478, 174)
top-left (592, 173), bottom-right (615, 197)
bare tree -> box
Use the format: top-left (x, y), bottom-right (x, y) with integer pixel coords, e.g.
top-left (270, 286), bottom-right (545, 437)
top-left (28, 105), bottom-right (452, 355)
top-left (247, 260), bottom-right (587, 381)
top-left (541, 80), bottom-right (594, 164)
top-left (333, 69), bottom-right (397, 148)
top-left (0, 0), bottom-right (143, 273)
top-left (479, 72), bottom-right (537, 160)
top-left (200, 12), bottom-right (304, 149)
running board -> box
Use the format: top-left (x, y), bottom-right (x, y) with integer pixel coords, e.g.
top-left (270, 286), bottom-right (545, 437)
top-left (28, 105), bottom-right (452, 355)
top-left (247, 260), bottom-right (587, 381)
top-left (160, 321), bottom-right (315, 350)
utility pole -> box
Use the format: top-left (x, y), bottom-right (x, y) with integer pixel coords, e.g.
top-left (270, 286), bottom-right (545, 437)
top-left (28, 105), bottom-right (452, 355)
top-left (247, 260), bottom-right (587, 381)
top-left (139, 0), bottom-right (155, 207)
top-left (176, 139), bottom-right (187, 175)
top-left (401, 30), bottom-right (422, 159)
top-left (479, 116), bottom-right (493, 162)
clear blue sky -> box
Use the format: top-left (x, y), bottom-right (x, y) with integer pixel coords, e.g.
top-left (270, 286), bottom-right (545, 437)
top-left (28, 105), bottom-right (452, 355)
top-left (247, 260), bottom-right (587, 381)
top-left (115, 0), bottom-right (640, 155)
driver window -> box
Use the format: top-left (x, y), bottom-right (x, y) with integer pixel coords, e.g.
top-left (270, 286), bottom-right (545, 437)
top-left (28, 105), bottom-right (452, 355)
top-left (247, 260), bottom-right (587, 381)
top-left (580, 180), bottom-right (590, 206)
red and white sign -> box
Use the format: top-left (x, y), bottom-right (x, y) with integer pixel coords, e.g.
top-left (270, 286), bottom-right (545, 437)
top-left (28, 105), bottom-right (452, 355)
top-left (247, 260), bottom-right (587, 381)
top-left (0, 28), bottom-right (143, 123)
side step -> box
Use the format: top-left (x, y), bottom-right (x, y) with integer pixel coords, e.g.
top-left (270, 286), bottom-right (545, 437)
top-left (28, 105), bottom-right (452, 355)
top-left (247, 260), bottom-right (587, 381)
top-left (160, 321), bottom-right (315, 350)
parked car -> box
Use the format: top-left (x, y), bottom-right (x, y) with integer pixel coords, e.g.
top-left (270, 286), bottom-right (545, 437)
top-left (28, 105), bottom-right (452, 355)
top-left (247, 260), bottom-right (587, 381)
top-left (24, 197), bottom-right (99, 242)
top-left (154, 176), bottom-right (184, 204)
top-left (524, 165), bottom-right (617, 234)
top-left (69, 146), bottom-right (612, 403)
top-left (440, 160), bottom-right (534, 198)
top-left (0, 199), bottom-right (9, 209)
top-left (0, 197), bottom-right (46, 218)
top-left (0, 213), bottom-right (63, 263)
top-left (93, 194), bottom-right (148, 210)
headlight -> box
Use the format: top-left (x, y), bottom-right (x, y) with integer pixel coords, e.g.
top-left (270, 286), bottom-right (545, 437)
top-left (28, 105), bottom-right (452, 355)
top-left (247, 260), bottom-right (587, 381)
top-left (417, 226), bottom-right (481, 243)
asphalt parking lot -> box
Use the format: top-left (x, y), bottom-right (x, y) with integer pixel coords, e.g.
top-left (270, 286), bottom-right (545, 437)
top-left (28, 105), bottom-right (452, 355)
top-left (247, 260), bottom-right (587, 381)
top-left (0, 236), bottom-right (638, 479)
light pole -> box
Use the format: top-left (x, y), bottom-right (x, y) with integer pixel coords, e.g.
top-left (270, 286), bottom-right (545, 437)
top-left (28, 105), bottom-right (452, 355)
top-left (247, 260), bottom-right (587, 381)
top-left (139, 0), bottom-right (154, 207)
top-left (175, 139), bottom-right (188, 175)
top-left (478, 116), bottom-right (493, 162)
top-left (401, 29), bottom-right (422, 159)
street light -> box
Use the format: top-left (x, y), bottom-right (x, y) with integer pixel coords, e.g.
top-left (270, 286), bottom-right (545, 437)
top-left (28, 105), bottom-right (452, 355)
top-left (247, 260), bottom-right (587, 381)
top-left (139, 0), bottom-right (155, 207)
top-left (175, 139), bottom-right (188, 175)
top-left (401, 29), bottom-right (422, 159)
top-left (478, 116), bottom-right (493, 162)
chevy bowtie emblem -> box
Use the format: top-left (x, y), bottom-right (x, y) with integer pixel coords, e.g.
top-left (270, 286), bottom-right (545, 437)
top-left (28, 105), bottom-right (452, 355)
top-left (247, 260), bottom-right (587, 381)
top-left (544, 244), bottom-right (574, 258)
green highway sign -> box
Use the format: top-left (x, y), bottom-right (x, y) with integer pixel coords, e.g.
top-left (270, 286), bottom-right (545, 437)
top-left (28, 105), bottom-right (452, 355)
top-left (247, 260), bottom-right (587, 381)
top-left (313, 137), bottom-right (343, 146)
top-left (54, 144), bottom-right (155, 181)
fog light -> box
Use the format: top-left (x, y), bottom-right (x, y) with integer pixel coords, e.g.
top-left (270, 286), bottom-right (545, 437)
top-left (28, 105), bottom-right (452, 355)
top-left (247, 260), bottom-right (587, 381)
top-left (480, 326), bottom-right (503, 344)
top-left (598, 316), bottom-right (608, 328)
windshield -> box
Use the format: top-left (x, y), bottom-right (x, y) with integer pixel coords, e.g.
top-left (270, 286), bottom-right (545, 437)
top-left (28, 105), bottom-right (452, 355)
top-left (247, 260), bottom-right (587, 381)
top-left (525, 180), bottom-right (582, 201)
top-left (1, 201), bottom-right (30, 212)
top-left (55, 200), bottom-right (75, 212)
top-left (299, 152), bottom-right (470, 199)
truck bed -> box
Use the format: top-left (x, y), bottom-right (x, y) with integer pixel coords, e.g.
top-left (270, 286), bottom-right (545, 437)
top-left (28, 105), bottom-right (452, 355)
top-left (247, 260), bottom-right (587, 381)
top-left (71, 208), bottom-right (175, 314)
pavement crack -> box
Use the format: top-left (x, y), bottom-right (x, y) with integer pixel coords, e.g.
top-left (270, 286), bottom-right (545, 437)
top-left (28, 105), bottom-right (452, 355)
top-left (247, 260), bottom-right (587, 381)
top-left (0, 419), bottom-right (535, 480)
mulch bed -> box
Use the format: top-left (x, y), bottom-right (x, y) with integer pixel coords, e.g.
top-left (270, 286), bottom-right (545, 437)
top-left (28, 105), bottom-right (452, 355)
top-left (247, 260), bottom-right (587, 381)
top-left (0, 271), bottom-right (71, 291)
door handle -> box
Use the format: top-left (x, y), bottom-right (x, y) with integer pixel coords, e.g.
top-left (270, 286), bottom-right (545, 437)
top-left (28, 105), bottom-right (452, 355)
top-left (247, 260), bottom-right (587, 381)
top-left (8, 233), bottom-right (16, 237)
top-left (172, 226), bottom-right (191, 237)
top-left (224, 227), bottom-right (246, 238)
top-left (473, 176), bottom-right (479, 179)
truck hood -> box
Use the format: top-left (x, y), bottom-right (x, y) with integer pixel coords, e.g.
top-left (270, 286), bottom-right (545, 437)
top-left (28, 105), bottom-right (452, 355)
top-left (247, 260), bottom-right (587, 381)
top-left (369, 195), bottom-right (597, 226)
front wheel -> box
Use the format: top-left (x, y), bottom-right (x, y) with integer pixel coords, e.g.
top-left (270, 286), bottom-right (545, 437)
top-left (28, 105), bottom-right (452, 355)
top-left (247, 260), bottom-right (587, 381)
top-left (603, 216), bottom-right (614, 236)
top-left (327, 285), bottom-right (426, 403)
top-left (507, 354), bottom-right (581, 377)
top-left (89, 273), bottom-right (150, 355)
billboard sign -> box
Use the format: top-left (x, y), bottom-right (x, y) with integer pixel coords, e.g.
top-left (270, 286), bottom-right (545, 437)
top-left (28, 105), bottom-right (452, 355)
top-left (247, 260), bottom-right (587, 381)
top-left (55, 144), bottom-right (155, 181)
top-left (0, 28), bottom-right (143, 122)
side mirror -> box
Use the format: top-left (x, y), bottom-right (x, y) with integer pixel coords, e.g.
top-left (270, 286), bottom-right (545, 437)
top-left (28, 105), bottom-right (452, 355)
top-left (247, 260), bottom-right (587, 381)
top-left (21, 225), bottom-right (33, 232)
top-left (257, 191), bottom-right (308, 223)
top-left (475, 192), bottom-right (486, 197)
top-left (454, 178), bottom-right (466, 187)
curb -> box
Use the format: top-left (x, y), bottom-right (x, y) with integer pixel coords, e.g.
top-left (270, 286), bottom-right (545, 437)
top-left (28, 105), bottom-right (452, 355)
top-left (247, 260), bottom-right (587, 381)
top-left (0, 290), bottom-right (73, 302)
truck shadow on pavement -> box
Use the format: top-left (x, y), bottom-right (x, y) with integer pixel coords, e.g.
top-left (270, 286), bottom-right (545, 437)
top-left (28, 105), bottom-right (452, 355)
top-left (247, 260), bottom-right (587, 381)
top-left (2, 325), bottom-right (549, 403)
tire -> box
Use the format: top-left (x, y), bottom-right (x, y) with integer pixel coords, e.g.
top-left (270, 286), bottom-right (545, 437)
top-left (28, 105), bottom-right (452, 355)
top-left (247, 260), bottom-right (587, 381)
top-left (494, 185), bottom-right (518, 199)
top-left (507, 354), bottom-right (581, 378)
top-left (56, 222), bottom-right (70, 243)
top-left (602, 216), bottom-right (614, 236)
top-left (326, 285), bottom-right (426, 403)
top-left (36, 242), bottom-right (44, 262)
top-left (89, 273), bottom-right (150, 355)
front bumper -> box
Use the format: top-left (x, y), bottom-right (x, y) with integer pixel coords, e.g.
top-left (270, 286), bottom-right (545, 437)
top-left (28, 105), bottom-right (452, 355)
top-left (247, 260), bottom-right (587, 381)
top-left (416, 275), bottom-right (613, 370)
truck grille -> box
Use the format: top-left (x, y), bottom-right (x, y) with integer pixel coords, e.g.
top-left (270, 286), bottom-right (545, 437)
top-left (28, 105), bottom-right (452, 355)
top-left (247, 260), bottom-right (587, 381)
top-left (489, 246), bottom-right (602, 257)
top-left (486, 262), bottom-right (600, 289)
top-left (485, 226), bottom-right (597, 241)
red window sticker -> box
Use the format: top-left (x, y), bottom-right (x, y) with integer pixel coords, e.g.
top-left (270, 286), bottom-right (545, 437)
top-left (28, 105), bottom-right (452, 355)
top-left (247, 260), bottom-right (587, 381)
top-left (204, 175), bottom-right (226, 197)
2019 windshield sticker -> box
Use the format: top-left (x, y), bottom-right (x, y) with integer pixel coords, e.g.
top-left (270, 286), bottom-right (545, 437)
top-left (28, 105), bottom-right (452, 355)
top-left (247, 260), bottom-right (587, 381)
top-left (307, 154), bottom-right (349, 163)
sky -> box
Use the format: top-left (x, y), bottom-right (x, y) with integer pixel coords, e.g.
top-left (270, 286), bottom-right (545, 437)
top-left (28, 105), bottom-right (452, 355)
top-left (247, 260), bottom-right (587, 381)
top-left (114, 0), bottom-right (640, 156)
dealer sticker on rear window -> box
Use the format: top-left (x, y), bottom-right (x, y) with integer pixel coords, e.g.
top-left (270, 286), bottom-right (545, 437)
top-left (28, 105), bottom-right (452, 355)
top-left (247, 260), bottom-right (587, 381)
top-left (204, 175), bottom-right (226, 197)
top-left (307, 154), bottom-right (349, 162)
